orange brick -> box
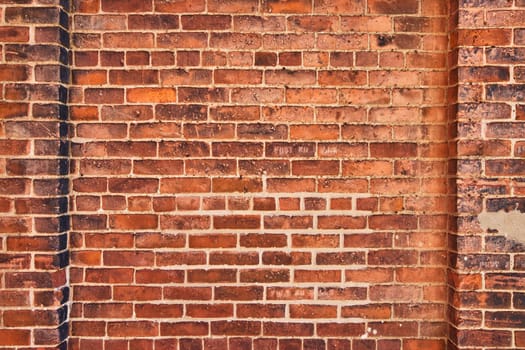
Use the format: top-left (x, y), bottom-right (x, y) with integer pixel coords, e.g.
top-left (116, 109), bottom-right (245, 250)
top-left (263, 0), bottom-right (311, 13)
top-left (127, 88), bottom-right (176, 103)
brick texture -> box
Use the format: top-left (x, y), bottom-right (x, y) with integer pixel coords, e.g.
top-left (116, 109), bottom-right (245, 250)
top-left (0, 0), bottom-right (522, 349)
top-left (0, 0), bottom-right (70, 349)
top-left (448, 1), bottom-right (525, 349)
top-left (67, 1), bottom-right (450, 348)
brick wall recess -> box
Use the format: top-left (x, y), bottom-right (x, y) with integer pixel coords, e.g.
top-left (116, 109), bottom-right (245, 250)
top-left (0, 0), bottom-right (523, 349)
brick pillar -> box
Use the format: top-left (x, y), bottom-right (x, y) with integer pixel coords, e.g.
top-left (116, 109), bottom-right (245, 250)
top-left (0, 0), bottom-right (70, 348)
top-left (449, 0), bottom-right (525, 349)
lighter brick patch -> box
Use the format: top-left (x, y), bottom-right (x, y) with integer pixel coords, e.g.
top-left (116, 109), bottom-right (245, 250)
top-left (479, 209), bottom-right (525, 242)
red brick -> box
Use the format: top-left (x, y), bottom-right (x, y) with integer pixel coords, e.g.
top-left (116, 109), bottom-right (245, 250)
top-left (208, 0), bottom-right (258, 13)
top-left (0, 102), bottom-right (28, 118)
top-left (186, 304), bottom-right (233, 318)
top-left (0, 217), bottom-right (30, 233)
top-left (267, 178), bottom-right (316, 192)
top-left (370, 286), bottom-right (420, 301)
top-left (286, 88), bottom-right (337, 104)
top-left (108, 178), bottom-right (158, 194)
top-left (240, 234), bottom-right (287, 248)
top-left (103, 250), bottom-right (154, 267)
top-left (211, 321), bottom-right (261, 336)
top-left (108, 214), bottom-right (157, 230)
top-left (159, 141), bottom-right (209, 157)
top-left (176, 50), bottom-right (199, 66)
top-left (263, 0), bottom-right (311, 13)
top-left (290, 305), bottom-right (337, 319)
top-left (368, 0), bottom-right (418, 14)
top-left (317, 323), bottom-right (364, 337)
top-left (83, 303), bottom-right (132, 319)
top-left (292, 234), bottom-right (339, 248)
top-left (161, 177), bottom-right (211, 193)
top-left (317, 252), bottom-right (365, 265)
top-left (264, 215), bottom-right (312, 229)
top-left (287, 15), bottom-right (338, 32)
top-left (126, 51), bottom-right (149, 65)
top-left (240, 269), bottom-right (290, 283)
top-left (157, 32), bottom-right (208, 49)
top-left (263, 322), bottom-right (313, 336)
top-left (160, 215), bottom-right (210, 230)
top-left (294, 270), bottom-right (341, 282)
top-left (404, 339), bottom-right (445, 350)
top-left (70, 106), bottom-right (98, 121)
top-left (160, 322), bottom-right (208, 336)
top-left (0, 26), bottom-right (29, 42)
top-left (457, 330), bottom-right (512, 347)
top-left (0, 330), bottom-right (31, 346)
top-left (101, 0), bottom-right (151, 12)
top-left (127, 88), bottom-right (176, 103)
top-left (255, 52), bottom-right (278, 66)
top-left (342, 304), bottom-right (391, 319)
top-left (134, 122), bottom-right (184, 140)
top-left (237, 304), bottom-right (285, 318)
top-left (108, 321), bottom-right (158, 337)
top-left (188, 269), bottom-right (237, 283)
top-left (318, 216), bottom-right (366, 230)
top-left (342, 124), bottom-right (391, 141)
top-left (133, 160), bottom-right (183, 175)
top-left (292, 160), bottom-right (339, 176)
top-left (189, 234), bottom-right (236, 248)
top-left (214, 215), bottom-right (260, 229)
top-left (317, 33), bottom-right (368, 50)
top-left (128, 14), bottom-right (178, 29)
top-left (135, 304), bottom-right (183, 318)
top-left (154, 0), bottom-right (205, 12)
top-left (0, 140), bottom-right (29, 155)
top-left (458, 29), bottom-right (512, 46)
top-left (291, 124), bottom-right (340, 140)
top-left (212, 142), bottom-right (264, 158)
top-left (103, 32), bottom-right (154, 48)
top-left (0, 64), bottom-right (28, 81)
top-left (319, 70), bottom-right (367, 86)
top-left (262, 251), bottom-right (311, 265)
top-left (113, 286), bottom-right (161, 301)
top-left (159, 69), bottom-right (209, 85)
top-left (136, 269), bottom-right (184, 284)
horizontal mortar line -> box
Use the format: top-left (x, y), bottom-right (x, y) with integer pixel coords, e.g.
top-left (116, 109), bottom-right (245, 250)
top-left (100, 230), bottom-right (378, 235)
top-left (73, 300), bottom-right (371, 305)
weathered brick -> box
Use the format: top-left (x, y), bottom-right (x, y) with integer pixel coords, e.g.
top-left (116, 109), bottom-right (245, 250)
top-left (458, 29), bottom-right (512, 46)
top-left (103, 32), bottom-right (154, 49)
top-left (128, 14), bottom-right (179, 29)
top-left (5, 0), bottom-right (521, 348)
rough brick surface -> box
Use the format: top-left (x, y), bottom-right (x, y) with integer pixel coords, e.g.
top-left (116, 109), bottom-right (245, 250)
top-left (0, 0), bottom-right (70, 349)
top-left (448, 1), bottom-right (525, 349)
top-left (66, 1), bottom-right (450, 348)
top-left (0, 0), bottom-right (523, 349)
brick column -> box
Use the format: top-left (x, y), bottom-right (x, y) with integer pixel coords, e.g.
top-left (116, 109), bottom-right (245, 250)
top-left (448, 0), bottom-right (525, 349)
top-left (0, 0), bottom-right (70, 348)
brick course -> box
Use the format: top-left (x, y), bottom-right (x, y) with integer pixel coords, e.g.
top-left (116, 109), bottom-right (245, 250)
top-left (0, 0), bottom-right (523, 349)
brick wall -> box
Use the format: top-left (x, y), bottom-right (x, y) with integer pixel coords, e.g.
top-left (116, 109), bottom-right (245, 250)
top-left (0, 0), bottom-right (523, 349)
top-left (68, 0), bottom-right (449, 348)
